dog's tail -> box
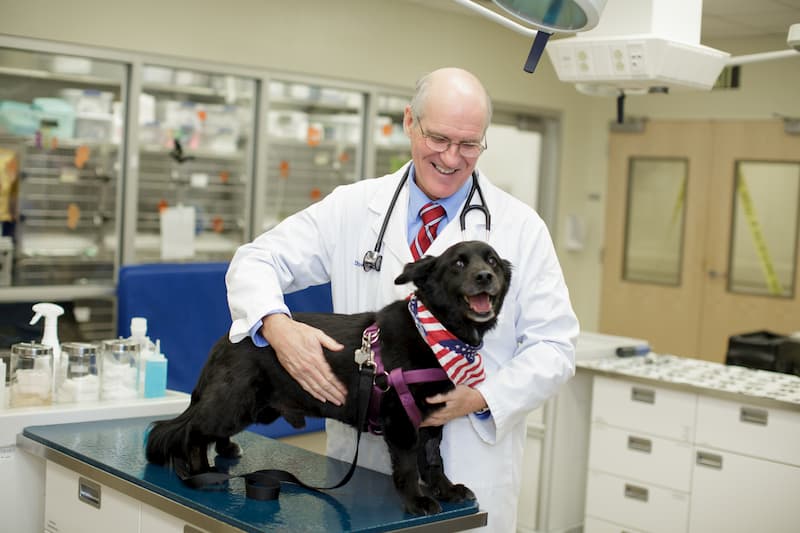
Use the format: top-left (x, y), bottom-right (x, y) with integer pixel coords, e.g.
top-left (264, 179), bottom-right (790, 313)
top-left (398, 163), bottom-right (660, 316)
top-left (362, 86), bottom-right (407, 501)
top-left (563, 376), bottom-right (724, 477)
top-left (145, 406), bottom-right (196, 465)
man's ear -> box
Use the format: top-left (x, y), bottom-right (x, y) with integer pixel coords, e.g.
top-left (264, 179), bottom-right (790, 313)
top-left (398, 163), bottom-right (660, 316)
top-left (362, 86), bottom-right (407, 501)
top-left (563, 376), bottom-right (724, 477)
top-left (395, 255), bottom-right (437, 286)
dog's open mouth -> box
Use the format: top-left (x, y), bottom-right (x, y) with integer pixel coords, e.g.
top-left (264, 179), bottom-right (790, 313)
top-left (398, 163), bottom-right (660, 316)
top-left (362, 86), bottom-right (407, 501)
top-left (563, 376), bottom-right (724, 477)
top-left (465, 293), bottom-right (495, 322)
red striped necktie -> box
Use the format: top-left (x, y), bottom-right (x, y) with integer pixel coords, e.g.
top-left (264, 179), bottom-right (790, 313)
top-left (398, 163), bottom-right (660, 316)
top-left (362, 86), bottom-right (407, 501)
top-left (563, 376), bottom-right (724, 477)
top-left (411, 202), bottom-right (446, 260)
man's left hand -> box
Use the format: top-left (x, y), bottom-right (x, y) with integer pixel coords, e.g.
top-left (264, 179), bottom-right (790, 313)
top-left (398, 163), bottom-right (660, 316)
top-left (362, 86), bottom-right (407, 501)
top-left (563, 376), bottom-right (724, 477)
top-left (420, 385), bottom-right (487, 426)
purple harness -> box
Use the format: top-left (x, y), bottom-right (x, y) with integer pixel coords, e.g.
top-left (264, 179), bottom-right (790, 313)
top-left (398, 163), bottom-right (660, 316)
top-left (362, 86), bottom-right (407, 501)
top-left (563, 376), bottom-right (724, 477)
top-left (360, 323), bottom-right (449, 434)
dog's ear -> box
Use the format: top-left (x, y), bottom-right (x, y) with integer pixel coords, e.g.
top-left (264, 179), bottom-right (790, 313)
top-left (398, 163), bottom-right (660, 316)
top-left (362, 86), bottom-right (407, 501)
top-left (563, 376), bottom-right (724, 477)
top-left (395, 255), bottom-right (437, 286)
top-left (501, 259), bottom-right (513, 285)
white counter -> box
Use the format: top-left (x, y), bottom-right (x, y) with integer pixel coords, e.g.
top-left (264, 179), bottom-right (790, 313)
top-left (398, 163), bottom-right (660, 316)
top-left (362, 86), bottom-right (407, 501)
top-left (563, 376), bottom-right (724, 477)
top-left (0, 391), bottom-right (190, 533)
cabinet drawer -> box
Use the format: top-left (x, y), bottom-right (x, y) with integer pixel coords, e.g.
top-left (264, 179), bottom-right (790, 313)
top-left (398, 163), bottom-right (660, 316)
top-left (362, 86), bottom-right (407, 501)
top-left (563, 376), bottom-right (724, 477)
top-left (589, 423), bottom-right (693, 491)
top-left (584, 516), bottom-right (646, 533)
top-left (45, 461), bottom-right (139, 533)
top-left (585, 470), bottom-right (689, 533)
top-left (690, 448), bottom-right (800, 533)
top-left (695, 395), bottom-right (800, 467)
top-left (591, 376), bottom-right (696, 442)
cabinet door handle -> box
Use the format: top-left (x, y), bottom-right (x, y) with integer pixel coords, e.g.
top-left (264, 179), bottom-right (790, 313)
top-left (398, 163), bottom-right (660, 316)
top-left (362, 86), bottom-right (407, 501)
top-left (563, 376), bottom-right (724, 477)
top-left (631, 386), bottom-right (655, 404)
top-left (624, 483), bottom-right (649, 502)
top-left (696, 451), bottom-right (723, 469)
top-left (78, 477), bottom-right (101, 509)
top-left (740, 407), bottom-right (768, 426)
top-left (627, 435), bottom-right (652, 453)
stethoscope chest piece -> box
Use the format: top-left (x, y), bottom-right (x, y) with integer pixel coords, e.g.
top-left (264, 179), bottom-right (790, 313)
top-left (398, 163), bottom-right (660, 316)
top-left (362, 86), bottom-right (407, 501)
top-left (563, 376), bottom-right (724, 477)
top-left (362, 249), bottom-right (383, 272)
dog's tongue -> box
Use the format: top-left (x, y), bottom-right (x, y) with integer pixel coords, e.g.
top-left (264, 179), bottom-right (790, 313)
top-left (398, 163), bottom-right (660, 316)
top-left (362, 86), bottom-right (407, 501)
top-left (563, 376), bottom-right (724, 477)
top-left (468, 293), bottom-right (492, 314)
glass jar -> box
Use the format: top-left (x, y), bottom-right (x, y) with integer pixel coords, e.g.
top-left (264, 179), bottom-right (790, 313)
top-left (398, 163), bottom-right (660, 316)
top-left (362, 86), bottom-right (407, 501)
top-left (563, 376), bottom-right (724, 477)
top-left (56, 342), bottom-right (99, 403)
top-left (100, 338), bottom-right (139, 401)
top-left (10, 342), bottom-right (53, 407)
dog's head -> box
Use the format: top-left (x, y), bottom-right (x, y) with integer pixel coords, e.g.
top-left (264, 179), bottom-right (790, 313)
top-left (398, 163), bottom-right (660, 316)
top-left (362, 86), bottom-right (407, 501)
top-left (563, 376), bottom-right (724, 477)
top-left (395, 241), bottom-right (512, 346)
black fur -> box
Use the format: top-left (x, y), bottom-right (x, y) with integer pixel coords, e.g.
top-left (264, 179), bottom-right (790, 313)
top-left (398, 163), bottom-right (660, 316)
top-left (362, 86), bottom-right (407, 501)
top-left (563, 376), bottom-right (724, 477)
top-left (146, 240), bottom-right (512, 515)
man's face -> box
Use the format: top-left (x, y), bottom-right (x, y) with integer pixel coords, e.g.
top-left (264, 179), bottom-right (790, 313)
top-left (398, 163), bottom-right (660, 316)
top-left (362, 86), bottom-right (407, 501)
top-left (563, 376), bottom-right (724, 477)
top-left (404, 101), bottom-right (486, 200)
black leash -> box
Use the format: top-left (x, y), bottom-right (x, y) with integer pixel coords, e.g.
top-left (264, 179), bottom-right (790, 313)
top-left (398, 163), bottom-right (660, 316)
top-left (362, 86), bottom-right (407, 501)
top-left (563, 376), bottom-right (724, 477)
top-left (174, 365), bottom-right (375, 500)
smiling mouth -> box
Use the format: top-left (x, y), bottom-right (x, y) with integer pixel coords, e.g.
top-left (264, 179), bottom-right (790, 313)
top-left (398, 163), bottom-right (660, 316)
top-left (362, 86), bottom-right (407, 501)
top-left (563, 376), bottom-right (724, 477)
top-left (433, 162), bottom-right (457, 175)
top-left (465, 293), bottom-right (495, 322)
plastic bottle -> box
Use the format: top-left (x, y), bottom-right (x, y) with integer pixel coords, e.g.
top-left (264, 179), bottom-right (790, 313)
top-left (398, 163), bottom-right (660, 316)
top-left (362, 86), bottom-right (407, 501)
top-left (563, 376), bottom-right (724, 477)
top-left (143, 339), bottom-right (168, 398)
top-left (29, 303), bottom-right (65, 396)
top-left (129, 317), bottom-right (155, 397)
top-left (0, 358), bottom-right (6, 409)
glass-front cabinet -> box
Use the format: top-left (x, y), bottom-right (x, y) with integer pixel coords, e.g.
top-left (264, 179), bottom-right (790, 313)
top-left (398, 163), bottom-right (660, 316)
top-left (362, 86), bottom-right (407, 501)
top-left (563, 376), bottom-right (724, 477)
top-left (260, 79), bottom-right (365, 231)
top-left (0, 47), bottom-right (126, 287)
top-left (374, 92), bottom-right (411, 176)
top-left (134, 64), bottom-right (257, 263)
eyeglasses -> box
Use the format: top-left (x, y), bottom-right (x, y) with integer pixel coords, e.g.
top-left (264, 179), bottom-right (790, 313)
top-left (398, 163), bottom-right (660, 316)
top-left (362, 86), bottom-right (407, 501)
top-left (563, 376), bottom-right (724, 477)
top-left (415, 117), bottom-right (487, 158)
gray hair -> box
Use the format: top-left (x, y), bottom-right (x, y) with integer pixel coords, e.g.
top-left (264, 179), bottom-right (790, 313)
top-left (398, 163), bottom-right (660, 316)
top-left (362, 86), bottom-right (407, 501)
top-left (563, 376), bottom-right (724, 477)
top-left (409, 70), bottom-right (493, 133)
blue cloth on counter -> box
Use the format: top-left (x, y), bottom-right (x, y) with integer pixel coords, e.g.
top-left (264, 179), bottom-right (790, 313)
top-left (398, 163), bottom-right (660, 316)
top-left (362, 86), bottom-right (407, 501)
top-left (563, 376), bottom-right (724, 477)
top-left (117, 262), bottom-right (333, 438)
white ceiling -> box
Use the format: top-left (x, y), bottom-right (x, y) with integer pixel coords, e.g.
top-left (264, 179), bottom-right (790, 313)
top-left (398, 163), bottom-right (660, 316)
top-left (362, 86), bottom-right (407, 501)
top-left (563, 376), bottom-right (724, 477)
top-left (405, 0), bottom-right (800, 42)
top-left (702, 0), bottom-right (800, 40)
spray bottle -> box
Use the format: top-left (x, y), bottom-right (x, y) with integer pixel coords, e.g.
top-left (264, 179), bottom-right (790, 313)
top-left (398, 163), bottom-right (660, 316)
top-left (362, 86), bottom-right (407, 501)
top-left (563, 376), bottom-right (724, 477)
top-left (30, 303), bottom-right (65, 396)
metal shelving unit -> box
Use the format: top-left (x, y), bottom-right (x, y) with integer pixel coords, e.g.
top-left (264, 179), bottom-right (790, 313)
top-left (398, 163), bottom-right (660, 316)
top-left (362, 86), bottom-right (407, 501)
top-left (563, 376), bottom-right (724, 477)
top-left (260, 80), bottom-right (364, 230)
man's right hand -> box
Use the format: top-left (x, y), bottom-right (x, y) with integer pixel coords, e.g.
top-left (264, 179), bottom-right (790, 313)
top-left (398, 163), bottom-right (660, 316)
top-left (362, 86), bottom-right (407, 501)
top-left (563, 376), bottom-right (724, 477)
top-left (260, 313), bottom-right (347, 406)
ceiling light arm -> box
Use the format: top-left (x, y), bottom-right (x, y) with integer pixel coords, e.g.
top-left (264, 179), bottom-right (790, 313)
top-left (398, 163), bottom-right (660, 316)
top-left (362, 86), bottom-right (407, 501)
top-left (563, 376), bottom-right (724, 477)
top-left (726, 49), bottom-right (799, 66)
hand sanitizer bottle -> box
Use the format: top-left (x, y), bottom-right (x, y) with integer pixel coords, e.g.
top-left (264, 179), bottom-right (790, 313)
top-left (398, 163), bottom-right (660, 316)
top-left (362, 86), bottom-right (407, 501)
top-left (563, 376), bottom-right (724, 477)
top-left (130, 317), bottom-right (155, 397)
top-left (143, 339), bottom-right (167, 398)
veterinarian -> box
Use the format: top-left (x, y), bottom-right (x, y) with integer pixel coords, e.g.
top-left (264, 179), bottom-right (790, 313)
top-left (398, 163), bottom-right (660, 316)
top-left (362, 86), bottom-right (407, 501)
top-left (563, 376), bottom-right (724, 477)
top-left (226, 67), bottom-right (578, 532)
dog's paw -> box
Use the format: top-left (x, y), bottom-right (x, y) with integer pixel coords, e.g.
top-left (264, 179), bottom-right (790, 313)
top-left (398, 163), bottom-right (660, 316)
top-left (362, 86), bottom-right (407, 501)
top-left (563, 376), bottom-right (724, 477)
top-left (214, 439), bottom-right (242, 458)
top-left (405, 495), bottom-right (442, 516)
top-left (437, 483), bottom-right (475, 503)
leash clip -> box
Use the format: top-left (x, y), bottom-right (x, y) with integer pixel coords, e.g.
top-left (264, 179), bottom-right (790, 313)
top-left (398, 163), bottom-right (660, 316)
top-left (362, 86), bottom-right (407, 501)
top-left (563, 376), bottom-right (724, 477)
top-left (354, 326), bottom-right (380, 370)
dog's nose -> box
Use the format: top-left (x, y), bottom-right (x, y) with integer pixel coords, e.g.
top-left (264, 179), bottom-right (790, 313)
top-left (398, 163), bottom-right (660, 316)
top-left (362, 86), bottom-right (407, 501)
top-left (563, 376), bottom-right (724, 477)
top-left (475, 270), bottom-right (494, 285)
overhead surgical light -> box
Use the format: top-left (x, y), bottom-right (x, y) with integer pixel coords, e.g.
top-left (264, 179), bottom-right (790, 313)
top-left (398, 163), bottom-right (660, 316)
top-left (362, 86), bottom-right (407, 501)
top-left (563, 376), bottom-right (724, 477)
top-left (457, 0), bottom-right (799, 95)
top-left (454, 0), bottom-right (608, 73)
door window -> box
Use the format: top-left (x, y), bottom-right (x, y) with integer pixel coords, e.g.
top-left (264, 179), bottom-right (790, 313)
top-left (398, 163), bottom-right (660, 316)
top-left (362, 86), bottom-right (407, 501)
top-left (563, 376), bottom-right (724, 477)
top-left (728, 160), bottom-right (800, 297)
top-left (623, 157), bottom-right (688, 285)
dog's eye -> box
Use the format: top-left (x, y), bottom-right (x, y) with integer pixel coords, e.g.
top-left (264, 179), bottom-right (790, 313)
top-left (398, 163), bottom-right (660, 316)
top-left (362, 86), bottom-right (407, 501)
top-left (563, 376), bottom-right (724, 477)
top-left (487, 256), bottom-right (497, 267)
top-left (454, 259), bottom-right (465, 269)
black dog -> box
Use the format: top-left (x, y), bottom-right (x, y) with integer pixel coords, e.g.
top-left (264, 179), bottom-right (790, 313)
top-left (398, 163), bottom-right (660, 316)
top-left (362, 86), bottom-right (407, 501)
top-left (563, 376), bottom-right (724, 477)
top-left (146, 240), bottom-right (512, 515)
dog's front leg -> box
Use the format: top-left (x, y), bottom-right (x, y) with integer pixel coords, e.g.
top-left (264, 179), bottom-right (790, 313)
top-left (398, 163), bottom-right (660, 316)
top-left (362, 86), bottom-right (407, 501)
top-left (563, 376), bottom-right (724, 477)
top-left (417, 426), bottom-right (475, 503)
top-left (385, 437), bottom-right (442, 516)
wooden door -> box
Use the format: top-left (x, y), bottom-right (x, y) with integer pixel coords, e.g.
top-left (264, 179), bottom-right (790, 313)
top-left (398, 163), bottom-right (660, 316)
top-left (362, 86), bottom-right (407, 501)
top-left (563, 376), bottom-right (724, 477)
top-left (699, 120), bottom-right (800, 359)
top-left (600, 120), bottom-right (800, 362)
top-left (600, 121), bottom-right (712, 358)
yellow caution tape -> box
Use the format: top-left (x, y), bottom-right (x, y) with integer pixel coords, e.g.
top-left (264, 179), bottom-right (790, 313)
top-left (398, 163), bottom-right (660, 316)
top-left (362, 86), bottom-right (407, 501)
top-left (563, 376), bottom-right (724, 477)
top-left (737, 170), bottom-right (783, 295)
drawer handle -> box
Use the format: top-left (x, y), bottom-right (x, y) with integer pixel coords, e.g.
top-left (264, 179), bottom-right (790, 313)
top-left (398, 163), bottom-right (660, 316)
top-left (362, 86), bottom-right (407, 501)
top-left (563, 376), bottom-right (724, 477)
top-left (696, 451), bottom-right (723, 469)
top-left (624, 483), bottom-right (649, 502)
top-left (627, 435), bottom-right (652, 453)
top-left (631, 387), bottom-right (655, 404)
top-left (740, 407), bottom-right (768, 426)
top-left (78, 477), bottom-right (101, 509)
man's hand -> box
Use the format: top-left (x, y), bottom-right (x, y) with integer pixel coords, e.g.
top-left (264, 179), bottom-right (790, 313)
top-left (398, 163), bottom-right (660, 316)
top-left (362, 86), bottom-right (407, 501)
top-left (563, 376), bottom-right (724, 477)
top-left (260, 313), bottom-right (347, 405)
top-left (420, 385), bottom-right (488, 427)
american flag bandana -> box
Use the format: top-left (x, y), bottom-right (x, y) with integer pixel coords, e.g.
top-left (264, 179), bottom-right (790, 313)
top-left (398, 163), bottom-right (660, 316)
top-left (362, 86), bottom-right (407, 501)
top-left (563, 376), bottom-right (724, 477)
top-left (407, 294), bottom-right (486, 387)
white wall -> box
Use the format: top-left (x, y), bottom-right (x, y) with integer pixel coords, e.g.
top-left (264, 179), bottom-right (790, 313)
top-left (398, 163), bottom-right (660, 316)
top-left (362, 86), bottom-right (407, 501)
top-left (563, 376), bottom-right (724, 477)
top-left (2, 0), bottom-right (798, 331)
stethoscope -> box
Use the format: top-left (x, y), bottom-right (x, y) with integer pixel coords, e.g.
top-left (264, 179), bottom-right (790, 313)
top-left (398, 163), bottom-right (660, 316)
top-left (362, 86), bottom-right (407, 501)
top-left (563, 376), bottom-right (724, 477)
top-left (362, 166), bottom-right (491, 272)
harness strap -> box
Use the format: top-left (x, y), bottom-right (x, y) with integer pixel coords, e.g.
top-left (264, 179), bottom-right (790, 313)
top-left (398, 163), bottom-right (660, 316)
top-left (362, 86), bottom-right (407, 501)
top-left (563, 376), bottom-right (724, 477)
top-left (367, 321), bottom-right (449, 433)
top-left (173, 364), bottom-right (375, 500)
top-left (388, 367), bottom-right (448, 428)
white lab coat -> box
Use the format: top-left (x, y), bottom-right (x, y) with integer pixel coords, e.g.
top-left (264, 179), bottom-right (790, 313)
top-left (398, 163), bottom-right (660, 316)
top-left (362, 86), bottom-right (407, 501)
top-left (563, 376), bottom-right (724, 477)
top-left (226, 163), bottom-right (578, 532)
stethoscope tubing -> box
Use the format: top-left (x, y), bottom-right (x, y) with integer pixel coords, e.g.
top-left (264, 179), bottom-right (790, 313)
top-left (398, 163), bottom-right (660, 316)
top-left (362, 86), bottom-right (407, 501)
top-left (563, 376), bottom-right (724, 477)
top-left (362, 165), bottom-right (490, 272)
